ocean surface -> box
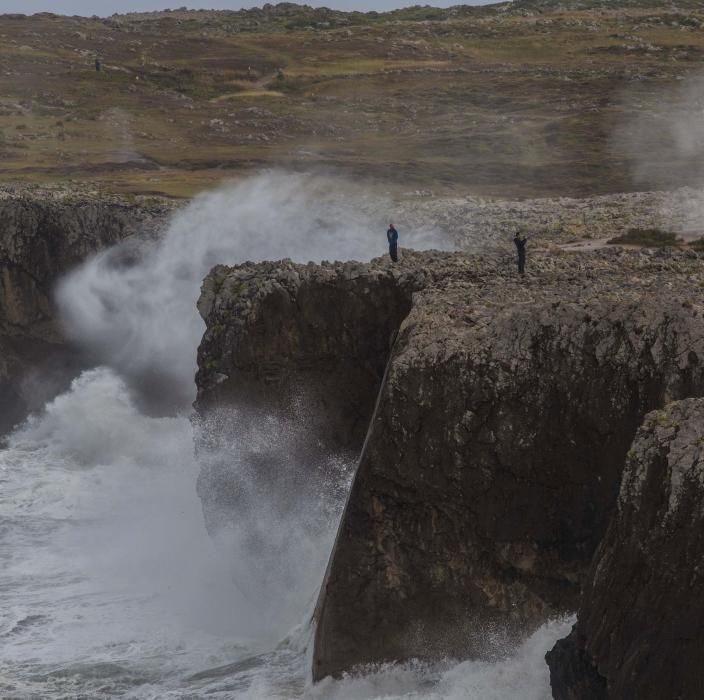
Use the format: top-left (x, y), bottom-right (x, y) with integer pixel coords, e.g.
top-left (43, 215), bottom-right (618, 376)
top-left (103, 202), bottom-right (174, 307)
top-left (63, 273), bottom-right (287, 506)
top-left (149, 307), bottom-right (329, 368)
top-left (1, 173), bottom-right (571, 699)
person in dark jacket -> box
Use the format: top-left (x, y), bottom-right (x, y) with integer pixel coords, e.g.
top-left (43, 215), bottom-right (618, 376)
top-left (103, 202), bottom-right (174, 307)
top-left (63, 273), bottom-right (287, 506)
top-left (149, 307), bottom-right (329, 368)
top-left (514, 232), bottom-right (527, 275)
top-left (387, 223), bottom-right (399, 262)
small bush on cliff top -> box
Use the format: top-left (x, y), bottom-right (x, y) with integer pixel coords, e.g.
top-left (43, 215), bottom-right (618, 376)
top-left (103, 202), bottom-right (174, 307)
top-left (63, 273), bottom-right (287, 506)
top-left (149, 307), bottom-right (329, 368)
top-left (607, 228), bottom-right (682, 248)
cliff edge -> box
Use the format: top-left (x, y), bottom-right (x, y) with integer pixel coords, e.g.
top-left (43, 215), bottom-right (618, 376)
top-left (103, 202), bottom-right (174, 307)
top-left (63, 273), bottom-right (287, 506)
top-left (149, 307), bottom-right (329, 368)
top-left (194, 247), bottom-right (704, 681)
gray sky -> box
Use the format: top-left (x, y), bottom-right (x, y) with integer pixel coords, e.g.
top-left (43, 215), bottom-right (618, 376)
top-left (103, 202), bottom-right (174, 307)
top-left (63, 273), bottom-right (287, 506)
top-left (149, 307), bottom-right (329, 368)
top-left (0, 0), bottom-right (491, 15)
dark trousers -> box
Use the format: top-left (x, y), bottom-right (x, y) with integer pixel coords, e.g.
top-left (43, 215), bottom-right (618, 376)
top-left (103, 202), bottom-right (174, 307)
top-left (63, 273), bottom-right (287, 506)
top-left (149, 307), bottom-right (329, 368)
top-left (389, 243), bottom-right (398, 262)
top-left (518, 253), bottom-right (525, 274)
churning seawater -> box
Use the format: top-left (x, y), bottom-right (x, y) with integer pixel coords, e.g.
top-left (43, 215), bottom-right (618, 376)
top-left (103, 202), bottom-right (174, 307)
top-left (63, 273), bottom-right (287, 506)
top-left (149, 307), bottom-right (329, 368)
top-left (0, 173), bottom-right (572, 699)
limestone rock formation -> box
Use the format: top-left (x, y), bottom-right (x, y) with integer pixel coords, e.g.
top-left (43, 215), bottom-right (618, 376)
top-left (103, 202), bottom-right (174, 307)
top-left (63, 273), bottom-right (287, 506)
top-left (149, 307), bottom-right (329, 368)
top-left (194, 247), bottom-right (704, 680)
top-left (0, 187), bottom-right (174, 432)
top-left (194, 257), bottom-right (428, 532)
top-left (547, 398), bottom-right (704, 700)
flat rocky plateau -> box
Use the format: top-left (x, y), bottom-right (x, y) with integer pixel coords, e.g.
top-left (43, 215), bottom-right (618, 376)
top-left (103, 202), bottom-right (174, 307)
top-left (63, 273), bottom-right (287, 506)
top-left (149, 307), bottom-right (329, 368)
top-left (2, 0), bottom-right (704, 197)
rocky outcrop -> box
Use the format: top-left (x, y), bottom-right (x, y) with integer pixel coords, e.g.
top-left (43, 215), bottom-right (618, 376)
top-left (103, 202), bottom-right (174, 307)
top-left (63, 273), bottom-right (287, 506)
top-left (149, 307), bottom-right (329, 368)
top-left (194, 258), bottom-right (428, 532)
top-left (547, 398), bottom-right (704, 700)
top-left (313, 251), bottom-right (704, 680)
top-left (196, 259), bottom-right (417, 450)
top-left (194, 247), bottom-right (704, 680)
top-left (0, 187), bottom-right (174, 432)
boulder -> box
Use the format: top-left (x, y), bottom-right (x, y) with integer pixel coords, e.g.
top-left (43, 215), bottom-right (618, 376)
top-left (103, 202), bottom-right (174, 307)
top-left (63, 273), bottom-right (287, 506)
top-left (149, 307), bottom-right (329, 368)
top-left (547, 398), bottom-right (704, 700)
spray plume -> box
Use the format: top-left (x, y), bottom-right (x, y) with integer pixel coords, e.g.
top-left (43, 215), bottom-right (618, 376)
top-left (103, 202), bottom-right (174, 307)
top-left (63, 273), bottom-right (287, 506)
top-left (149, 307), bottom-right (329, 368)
top-left (57, 171), bottom-right (452, 411)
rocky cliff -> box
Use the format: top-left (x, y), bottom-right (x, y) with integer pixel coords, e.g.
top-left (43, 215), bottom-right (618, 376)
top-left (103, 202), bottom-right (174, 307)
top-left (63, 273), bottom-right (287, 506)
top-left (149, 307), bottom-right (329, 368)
top-left (0, 186), bottom-right (174, 432)
top-left (546, 398), bottom-right (704, 700)
top-left (194, 247), bottom-right (704, 681)
top-left (194, 258), bottom-right (426, 532)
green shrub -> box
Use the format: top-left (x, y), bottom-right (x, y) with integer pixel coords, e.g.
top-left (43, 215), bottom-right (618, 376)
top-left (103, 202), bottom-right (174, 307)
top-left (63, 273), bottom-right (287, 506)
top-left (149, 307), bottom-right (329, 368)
top-left (607, 228), bottom-right (681, 247)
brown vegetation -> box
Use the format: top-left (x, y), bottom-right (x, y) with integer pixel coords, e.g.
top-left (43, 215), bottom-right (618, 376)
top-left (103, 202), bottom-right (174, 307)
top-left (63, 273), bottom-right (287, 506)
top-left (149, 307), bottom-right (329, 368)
top-left (1, 1), bottom-right (703, 197)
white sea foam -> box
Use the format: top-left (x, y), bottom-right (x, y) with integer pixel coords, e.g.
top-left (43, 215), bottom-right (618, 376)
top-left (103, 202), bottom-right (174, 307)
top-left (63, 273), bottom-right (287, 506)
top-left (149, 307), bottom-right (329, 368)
top-left (2, 172), bottom-right (565, 698)
top-left (0, 367), bottom-right (350, 697)
top-left (306, 618), bottom-right (572, 700)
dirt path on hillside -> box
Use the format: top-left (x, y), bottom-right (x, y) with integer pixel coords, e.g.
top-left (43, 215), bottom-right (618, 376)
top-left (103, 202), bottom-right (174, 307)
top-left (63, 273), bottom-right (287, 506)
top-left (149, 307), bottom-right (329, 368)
top-left (558, 237), bottom-right (614, 252)
top-left (255, 71), bottom-right (280, 88)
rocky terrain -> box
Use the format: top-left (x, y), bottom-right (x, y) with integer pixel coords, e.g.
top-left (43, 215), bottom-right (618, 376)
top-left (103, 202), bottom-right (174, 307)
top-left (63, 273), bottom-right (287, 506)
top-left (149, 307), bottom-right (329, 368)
top-left (402, 186), bottom-right (704, 251)
top-left (1, 1), bottom-right (703, 197)
top-left (0, 184), bottom-right (174, 432)
top-left (194, 246), bottom-right (704, 681)
top-left (547, 398), bottom-right (704, 700)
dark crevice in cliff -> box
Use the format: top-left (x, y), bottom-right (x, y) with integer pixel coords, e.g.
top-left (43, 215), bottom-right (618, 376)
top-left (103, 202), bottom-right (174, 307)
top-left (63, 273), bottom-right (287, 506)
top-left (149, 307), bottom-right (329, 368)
top-left (548, 398), bottom-right (704, 700)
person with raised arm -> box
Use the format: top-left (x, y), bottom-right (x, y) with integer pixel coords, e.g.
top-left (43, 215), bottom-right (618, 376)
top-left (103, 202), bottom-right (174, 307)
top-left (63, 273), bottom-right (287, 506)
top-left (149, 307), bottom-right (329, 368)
top-left (514, 231), bottom-right (528, 275)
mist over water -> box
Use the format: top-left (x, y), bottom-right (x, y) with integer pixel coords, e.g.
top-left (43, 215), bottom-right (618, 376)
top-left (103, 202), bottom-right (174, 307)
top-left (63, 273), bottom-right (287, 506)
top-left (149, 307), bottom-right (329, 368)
top-left (1, 171), bottom-right (568, 699)
top-left (0, 367), bottom-right (351, 698)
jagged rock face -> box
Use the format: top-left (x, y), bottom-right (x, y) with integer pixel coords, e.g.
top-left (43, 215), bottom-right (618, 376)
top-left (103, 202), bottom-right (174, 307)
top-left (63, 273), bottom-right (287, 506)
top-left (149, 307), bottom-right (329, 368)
top-left (0, 191), bottom-right (173, 432)
top-left (194, 258), bottom-right (433, 532)
top-left (313, 253), bottom-right (704, 679)
top-left (195, 259), bottom-right (420, 449)
top-left (194, 248), bottom-right (704, 680)
top-left (547, 398), bottom-right (704, 700)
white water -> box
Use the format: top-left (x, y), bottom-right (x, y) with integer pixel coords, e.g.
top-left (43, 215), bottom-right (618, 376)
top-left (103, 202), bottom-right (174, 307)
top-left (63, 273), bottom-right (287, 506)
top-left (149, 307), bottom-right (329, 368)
top-left (57, 172), bottom-right (452, 410)
top-left (1, 172), bottom-right (570, 698)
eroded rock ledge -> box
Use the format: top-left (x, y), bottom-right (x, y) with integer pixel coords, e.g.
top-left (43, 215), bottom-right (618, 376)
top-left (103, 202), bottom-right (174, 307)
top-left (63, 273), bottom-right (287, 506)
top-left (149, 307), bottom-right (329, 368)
top-left (0, 187), bottom-right (174, 432)
top-left (547, 398), bottom-right (704, 700)
top-left (194, 248), bottom-right (704, 680)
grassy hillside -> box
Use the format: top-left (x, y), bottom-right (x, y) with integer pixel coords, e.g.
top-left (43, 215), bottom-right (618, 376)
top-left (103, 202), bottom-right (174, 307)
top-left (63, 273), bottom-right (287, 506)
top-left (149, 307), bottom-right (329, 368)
top-left (0, 1), bottom-right (703, 197)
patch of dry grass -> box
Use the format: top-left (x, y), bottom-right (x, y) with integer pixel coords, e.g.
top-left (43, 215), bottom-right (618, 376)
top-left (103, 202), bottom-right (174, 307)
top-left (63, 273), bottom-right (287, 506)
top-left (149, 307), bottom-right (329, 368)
top-left (0, 3), bottom-right (702, 196)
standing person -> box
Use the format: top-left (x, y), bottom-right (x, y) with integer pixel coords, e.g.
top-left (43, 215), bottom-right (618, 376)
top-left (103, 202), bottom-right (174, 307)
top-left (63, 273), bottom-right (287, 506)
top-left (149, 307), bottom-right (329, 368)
top-left (514, 231), bottom-right (528, 275)
top-left (387, 223), bottom-right (399, 262)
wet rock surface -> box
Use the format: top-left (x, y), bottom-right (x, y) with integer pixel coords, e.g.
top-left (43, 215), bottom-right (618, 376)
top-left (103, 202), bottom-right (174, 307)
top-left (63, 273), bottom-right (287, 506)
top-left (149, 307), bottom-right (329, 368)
top-left (547, 397), bottom-right (704, 700)
top-left (0, 186), bottom-right (175, 432)
top-left (195, 247), bottom-right (704, 680)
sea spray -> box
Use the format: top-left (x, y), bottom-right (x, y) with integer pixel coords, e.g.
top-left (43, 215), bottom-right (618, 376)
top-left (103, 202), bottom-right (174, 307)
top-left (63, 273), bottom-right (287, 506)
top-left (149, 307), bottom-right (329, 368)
top-left (57, 172), bottom-right (452, 410)
top-left (0, 367), bottom-right (353, 697)
top-left (1, 172), bottom-right (569, 698)
top-left (613, 70), bottom-right (704, 237)
top-left (305, 617), bottom-right (574, 700)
